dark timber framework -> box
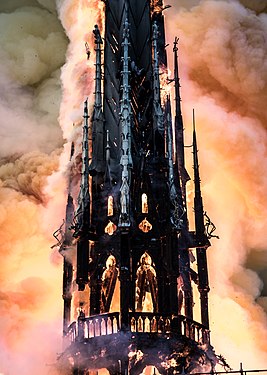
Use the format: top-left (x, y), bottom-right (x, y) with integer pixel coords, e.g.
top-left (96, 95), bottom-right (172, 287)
top-left (57, 0), bottom-right (218, 374)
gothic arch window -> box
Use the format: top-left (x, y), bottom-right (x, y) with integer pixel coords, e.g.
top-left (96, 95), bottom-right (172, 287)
top-left (135, 252), bottom-right (158, 313)
top-left (100, 255), bottom-right (119, 313)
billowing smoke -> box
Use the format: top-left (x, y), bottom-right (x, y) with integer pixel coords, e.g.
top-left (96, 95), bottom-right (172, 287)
top-left (1, 0), bottom-right (267, 374)
top-left (0, 1), bottom-right (67, 374)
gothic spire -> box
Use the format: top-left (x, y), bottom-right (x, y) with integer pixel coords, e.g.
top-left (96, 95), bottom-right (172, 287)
top-left (119, 18), bottom-right (132, 228)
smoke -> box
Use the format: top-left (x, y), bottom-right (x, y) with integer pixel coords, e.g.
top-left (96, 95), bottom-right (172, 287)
top-left (166, 0), bottom-right (267, 368)
top-left (1, 0), bottom-right (267, 374)
top-left (0, 1), bottom-right (68, 374)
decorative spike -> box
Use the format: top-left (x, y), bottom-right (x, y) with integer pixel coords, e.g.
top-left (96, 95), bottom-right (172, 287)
top-left (165, 95), bottom-right (185, 230)
top-left (192, 109), bottom-right (205, 242)
top-left (152, 21), bottom-right (164, 138)
top-left (106, 129), bottom-right (110, 163)
top-left (119, 18), bottom-right (132, 228)
top-left (166, 95), bottom-right (176, 201)
top-left (90, 24), bottom-right (105, 175)
top-left (93, 25), bottom-right (103, 115)
top-left (193, 110), bottom-right (211, 329)
top-left (173, 37), bottom-right (190, 201)
top-left (74, 99), bottom-right (91, 236)
top-left (73, 100), bottom-right (91, 292)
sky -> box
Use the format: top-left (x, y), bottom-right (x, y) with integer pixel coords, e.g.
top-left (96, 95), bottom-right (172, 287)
top-left (0, 0), bottom-right (267, 374)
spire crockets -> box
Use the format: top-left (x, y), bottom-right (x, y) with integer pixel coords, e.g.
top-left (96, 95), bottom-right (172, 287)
top-left (90, 24), bottom-right (104, 175)
top-left (119, 18), bottom-right (132, 228)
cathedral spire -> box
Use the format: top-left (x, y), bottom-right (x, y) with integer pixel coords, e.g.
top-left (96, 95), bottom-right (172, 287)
top-left (119, 18), bottom-right (132, 228)
top-left (57, 2), bottom-right (217, 372)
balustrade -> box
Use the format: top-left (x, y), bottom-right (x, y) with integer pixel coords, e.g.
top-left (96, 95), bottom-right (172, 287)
top-left (129, 312), bottom-right (210, 345)
top-left (66, 312), bottom-right (120, 343)
top-left (66, 312), bottom-right (209, 346)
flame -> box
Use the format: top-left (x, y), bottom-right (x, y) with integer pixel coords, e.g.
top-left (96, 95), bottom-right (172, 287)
top-left (159, 64), bottom-right (172, 104)
top-left (139, 218), bottom-right (153, 233)
top-left (1, 0), bottom-right (267, 374)
top-left (107, 195), bottom-right (114, 217)
top-left (128, 349), bottom-right (144, 361)
top-left (104, 220), bottom-right (117, 236)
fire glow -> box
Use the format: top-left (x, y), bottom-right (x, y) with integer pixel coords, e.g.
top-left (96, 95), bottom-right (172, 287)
top-left (60, 2), bottom-right (267, 365)
top-left (0, 1), bottom-right (267, 374)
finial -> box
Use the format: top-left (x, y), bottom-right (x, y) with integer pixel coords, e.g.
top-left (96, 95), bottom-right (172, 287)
top-left (173, 36), bottom-right (179, 52)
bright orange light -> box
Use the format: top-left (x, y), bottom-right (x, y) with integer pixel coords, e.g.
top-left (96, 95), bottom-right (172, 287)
top-left (159, 64), bottom-right (171, 104)
top-left (139, 218), bottom-right (152, 233)
top-left (107, 195), bottom-right (114, 217)
top-left (141, 193), bottom-right (148, 213)
top-left (104, 220), bottom-right (117, 236)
